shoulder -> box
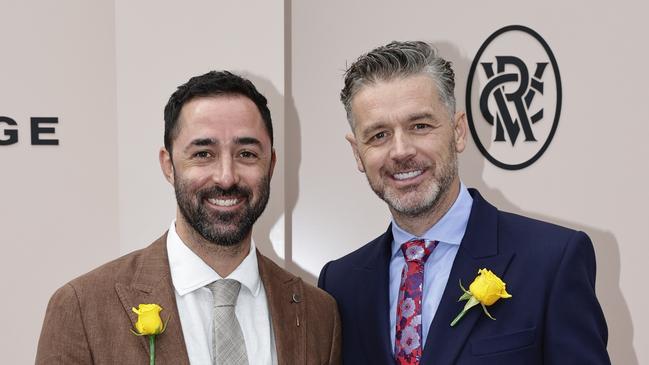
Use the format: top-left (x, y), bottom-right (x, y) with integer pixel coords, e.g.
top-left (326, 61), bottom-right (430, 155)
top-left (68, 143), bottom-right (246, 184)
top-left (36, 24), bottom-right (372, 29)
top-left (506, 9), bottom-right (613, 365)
top-left (499, 210), bottom-right (576, 239)
top-left (497, 210), bottom-right (591, 257)
top-left (67, 247), bottom-right (145, 292)
top-left (492, 209), bottom-right (598, 295)
top-left (51, 237), bottom-right (165, 302)
top-left (470, 189), bottom-right (587, 254)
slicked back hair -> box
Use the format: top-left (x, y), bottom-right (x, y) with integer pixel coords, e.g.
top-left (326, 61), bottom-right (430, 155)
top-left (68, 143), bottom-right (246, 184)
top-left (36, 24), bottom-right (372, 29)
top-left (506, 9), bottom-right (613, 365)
top-left (340, 41), bottom-right (456, 128)
top-left (163, 70), bottom-right (273, 153)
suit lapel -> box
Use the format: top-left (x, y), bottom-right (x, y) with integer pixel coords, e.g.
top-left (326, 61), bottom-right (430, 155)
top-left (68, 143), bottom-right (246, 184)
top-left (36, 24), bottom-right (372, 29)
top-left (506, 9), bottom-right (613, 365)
top-left (115, 235), bottom-right (190, 365)
top-left (258, 251), bottom-right (306, 364)
top-left (354, 228), bottom-right (394, 364)
top-left (421, 190), bottom-right (514, 365)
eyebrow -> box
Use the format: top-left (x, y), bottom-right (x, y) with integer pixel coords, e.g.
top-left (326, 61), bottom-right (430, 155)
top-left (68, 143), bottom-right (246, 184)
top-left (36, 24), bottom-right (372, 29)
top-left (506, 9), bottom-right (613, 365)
top-left (359, 112), bottom-right (439, 141)
top-left (360, 123), bottom-right (388, 140)
top-left (184, 138), bottom-right (217, 151)
top-left (183, 136), bottom-right (262, 152)
top-left (234, 136), bottom-right (262, 147)
top-left (407, 112), bottom-right (436, 123)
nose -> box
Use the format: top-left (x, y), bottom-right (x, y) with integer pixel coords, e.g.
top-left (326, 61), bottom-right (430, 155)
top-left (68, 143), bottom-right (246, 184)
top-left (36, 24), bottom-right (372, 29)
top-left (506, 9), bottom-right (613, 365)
top-left (389, 130), bottom-right (416, 161)
top-left (211, 155), bottom-right (238, 189)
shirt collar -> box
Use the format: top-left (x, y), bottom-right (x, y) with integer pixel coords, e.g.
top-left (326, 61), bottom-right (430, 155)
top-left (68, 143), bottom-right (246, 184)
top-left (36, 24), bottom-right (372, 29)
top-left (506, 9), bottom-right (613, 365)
top-left (391, 182), bottom-right (473, 257)
top-left (166, 220), bottom-right (262, 297)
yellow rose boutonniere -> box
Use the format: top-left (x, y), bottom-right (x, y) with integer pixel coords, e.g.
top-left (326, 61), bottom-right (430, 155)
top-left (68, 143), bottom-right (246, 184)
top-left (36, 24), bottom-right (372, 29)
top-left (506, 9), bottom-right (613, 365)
top-left (131, 304), bottom-right (167, 365)
top-left (450, 268), bottom-right (512, 327)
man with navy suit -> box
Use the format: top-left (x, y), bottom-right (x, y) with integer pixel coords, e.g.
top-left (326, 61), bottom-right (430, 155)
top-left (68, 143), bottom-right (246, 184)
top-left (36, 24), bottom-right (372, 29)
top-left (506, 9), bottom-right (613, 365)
top-left (318, 41), bottom-right (610, 364)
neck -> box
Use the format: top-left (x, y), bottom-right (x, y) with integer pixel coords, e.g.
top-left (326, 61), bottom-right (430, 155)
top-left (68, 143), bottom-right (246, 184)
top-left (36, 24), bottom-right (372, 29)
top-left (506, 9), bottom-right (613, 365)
top-left (390, 179), bottom-right (461, 237)
top-left (174, 214), bottom-right (251, 278)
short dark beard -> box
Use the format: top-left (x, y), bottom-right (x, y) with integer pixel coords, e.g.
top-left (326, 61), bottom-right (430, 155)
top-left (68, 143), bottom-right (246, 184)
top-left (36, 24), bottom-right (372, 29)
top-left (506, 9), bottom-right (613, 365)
top-left (174, 175), bottom-right (270, 246)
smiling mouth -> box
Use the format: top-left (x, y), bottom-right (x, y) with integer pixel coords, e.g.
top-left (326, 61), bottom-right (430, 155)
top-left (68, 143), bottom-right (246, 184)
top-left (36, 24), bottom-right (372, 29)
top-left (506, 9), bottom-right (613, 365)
top-left (207, 198), bottom-right (241, 207)
top-left (392, 170), bottom-right (424, 181)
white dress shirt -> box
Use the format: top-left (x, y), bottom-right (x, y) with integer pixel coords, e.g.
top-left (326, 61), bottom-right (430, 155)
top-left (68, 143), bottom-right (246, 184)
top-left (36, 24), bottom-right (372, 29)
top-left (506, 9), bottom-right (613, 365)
top-left (166, 221), bottom-right (277, 364)
top-left (389, 183), bottom-right (473, 353)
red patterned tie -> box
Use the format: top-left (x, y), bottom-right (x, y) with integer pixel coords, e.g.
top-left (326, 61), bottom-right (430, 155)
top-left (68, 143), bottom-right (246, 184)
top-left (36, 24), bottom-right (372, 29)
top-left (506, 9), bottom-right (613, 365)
top-left (395, 239), bottom-right (436, 365)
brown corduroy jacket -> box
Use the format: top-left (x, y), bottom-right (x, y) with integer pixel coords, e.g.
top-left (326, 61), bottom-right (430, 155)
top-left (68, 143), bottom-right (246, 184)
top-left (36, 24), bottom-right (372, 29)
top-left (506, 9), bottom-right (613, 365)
top-left (36, 235), bottom-right (341, 364)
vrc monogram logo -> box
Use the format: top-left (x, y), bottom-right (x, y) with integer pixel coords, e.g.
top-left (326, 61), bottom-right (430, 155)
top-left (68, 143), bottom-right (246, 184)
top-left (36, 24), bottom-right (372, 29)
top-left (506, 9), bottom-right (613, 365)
top-left (466, 25), bottom-right (562, 170)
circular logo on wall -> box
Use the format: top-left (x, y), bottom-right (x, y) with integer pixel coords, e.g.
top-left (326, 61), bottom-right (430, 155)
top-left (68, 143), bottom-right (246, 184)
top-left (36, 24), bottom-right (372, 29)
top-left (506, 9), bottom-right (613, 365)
top-left (466, 25), bottom-right (562, 170)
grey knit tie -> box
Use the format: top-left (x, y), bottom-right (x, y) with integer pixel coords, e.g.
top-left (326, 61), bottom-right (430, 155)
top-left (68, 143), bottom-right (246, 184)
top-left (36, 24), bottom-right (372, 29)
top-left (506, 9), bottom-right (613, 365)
top-left (207, 279), bottom-right (249, 365)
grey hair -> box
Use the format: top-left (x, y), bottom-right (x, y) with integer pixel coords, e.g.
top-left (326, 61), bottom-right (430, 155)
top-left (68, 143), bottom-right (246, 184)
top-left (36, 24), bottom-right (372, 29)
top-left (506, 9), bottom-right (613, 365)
top-left (340, 41), bottom-right (456, 128)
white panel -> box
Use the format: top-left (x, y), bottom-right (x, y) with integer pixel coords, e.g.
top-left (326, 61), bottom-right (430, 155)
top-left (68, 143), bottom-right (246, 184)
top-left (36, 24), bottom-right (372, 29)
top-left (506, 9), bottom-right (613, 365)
top-left (0, 1), bottom-right (118, 363)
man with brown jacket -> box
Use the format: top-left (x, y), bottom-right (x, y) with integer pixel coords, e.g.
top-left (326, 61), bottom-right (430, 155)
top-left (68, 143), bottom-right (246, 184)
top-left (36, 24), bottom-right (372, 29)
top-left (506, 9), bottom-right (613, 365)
top-left (36, 71), bottom-right (341, 365)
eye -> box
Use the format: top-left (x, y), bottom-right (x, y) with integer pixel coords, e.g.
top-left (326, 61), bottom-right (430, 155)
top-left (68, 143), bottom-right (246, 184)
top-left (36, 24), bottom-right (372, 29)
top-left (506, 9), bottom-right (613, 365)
top-left (193, 151), bottom-right (212, 159)
top-left (238, 150), bottom-right (258, 159)
top-left (368, 130), bottom-right (389, 143)
top-left (412, 123), bottom-right (431, 130)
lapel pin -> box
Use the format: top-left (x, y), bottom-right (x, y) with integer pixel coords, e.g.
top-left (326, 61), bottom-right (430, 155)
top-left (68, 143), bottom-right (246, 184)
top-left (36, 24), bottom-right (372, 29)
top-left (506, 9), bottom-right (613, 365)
top-left (291, 293), bottom-right (302, 327)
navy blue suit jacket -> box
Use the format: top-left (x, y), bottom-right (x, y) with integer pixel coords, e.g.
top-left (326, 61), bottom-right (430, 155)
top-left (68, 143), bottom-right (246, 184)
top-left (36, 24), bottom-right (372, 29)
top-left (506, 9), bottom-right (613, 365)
top-left (318, 189), bottom-right (610, 364)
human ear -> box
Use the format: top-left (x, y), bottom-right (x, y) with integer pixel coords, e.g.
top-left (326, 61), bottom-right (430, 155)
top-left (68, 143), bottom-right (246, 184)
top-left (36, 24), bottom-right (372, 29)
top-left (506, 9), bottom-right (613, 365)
top-left (269, 148), bottom-right (277, 179)
top-left (345, 132), bottom-right (365, 173)
top-left (453, 112), bottom-right (468, 153)
top-left (159, 147), bottom-right (175, 185)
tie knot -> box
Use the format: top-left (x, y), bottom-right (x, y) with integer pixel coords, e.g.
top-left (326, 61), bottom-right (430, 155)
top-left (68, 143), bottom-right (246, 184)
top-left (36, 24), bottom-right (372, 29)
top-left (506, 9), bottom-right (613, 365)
top-left (400, 239), bottom-right (436, 263)
top-left (207, 279), bottom-right (241, 307)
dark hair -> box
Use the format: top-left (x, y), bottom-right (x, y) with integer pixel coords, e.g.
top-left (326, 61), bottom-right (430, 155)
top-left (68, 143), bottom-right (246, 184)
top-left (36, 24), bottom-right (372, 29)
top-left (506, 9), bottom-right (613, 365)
top-left (163, 71), bottom-right (273, 152)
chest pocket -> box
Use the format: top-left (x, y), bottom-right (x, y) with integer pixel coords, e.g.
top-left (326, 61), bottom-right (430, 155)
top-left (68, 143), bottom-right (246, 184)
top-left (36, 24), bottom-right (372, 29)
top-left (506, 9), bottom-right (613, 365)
top-left (470, 327), bottom-right (536, 356)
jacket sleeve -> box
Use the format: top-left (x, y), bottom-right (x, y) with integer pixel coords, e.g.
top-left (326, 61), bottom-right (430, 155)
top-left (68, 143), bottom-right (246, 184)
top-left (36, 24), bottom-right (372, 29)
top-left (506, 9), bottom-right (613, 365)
top-left (318, 261), bottom-right (331, 291)
top-left (318, 261), bottom-right (342, 364)
top-left (328, 293), bottom-right (342, 365)
top-left (35, 283), bottom-right (93, 364)
top-left (543, 231), bottom-right (611, 364)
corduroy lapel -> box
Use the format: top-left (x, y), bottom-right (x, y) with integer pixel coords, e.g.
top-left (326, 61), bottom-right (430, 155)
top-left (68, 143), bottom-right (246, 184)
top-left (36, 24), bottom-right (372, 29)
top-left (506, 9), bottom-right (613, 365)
top-left (420, 189), bottom-right (514, 364)
top-left (115, 234), bottom-right (190, 365)
top-left (257, 251), bottom-right (306, 364)
top-left (354, 227), bottom-right (394, 364)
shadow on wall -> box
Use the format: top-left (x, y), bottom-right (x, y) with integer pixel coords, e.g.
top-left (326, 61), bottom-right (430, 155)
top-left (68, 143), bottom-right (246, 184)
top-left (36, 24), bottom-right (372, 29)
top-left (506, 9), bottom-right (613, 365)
top-left (243, 74), bottom-right (286, 267)
top-left (437, 41), bottom-right (638, 364)
top-left (244, 0), bottom-right (318, 286)
top-left (282, 0), bottom-right (318, 286)
top-left (282, 90), bottom-right (315, 284)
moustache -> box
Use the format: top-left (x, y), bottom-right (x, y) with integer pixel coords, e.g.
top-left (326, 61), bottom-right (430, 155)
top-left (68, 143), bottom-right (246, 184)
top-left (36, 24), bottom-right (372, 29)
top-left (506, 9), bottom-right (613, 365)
top-left (385, 160), bottom-right (430, 174)
top-left (198, 184), bottom-right (252, 200)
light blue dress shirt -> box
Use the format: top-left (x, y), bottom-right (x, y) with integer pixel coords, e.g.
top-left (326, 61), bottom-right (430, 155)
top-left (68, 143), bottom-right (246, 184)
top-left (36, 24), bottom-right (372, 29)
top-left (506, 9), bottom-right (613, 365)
top-left (389, 183), bottom-right (473, 353)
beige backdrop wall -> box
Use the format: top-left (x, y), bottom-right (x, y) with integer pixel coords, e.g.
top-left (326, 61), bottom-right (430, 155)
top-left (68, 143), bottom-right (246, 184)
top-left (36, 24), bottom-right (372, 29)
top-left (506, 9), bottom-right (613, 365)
top-left (0, 1), bottom-right (284, 364)
top-left (0, 1), bottom-right (119, 362)
top-left (1, 1), bottom-right (645, 364)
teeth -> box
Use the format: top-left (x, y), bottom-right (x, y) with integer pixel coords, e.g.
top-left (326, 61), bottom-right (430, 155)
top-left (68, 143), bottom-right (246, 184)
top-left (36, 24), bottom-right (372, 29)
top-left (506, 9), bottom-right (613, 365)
top-left (393, 170), bottom-right (423, 181)
top-left (207, 198), bottom-right (239, 207)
